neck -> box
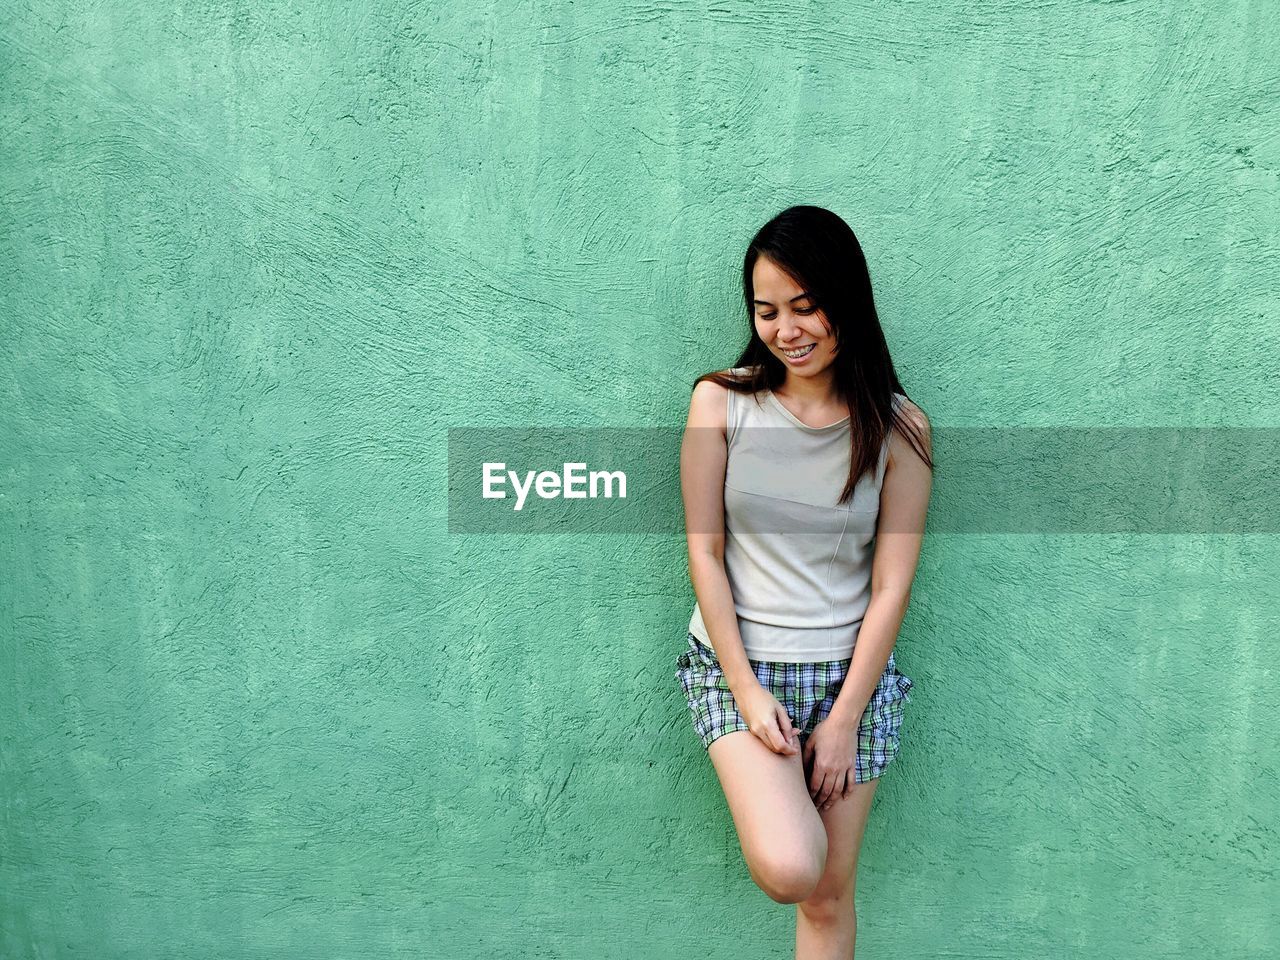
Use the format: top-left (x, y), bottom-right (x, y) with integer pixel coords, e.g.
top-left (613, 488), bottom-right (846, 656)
top-left (778, 370), bottom-right (842, 406)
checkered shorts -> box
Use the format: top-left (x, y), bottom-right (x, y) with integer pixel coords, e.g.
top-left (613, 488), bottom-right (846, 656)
top-left (674, 631), bottom-right (914, 783)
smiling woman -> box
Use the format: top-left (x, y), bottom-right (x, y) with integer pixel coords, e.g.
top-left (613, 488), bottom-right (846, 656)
top-left (753, 273), bottom-right (833, 372)
top-left (675, 205), bottom-right (935, 956)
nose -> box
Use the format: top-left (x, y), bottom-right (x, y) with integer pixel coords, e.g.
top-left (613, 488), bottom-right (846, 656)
top-left (778, 313), bottom-right (803, 342)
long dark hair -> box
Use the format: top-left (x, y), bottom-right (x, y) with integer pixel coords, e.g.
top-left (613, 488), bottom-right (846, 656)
top-left (694, 205), bottom-right (934, 504)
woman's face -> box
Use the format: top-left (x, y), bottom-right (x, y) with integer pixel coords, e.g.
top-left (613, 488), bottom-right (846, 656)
top-left (752, 255), bottom-right (838, 378)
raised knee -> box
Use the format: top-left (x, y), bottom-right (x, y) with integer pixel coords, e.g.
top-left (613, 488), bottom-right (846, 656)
top-left (749, 849), bottom-right (825, 904)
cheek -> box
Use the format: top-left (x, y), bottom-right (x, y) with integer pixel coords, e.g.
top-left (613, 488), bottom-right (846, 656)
top-left (818, 325), bottom-right (837, 354)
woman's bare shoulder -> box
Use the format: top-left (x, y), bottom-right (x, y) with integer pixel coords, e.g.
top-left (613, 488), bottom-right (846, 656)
top-left (893, 394), bottom-right (929, 431)
top-left (888, 394), bottom-right (932, 466)
top-left (688, 372), bottom-right (743, 432)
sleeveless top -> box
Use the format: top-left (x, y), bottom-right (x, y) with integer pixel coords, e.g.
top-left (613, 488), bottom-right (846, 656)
top-left (687, 367), bottom-right (907, 662)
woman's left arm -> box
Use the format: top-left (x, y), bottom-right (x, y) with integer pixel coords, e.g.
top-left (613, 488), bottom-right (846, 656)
top-left (826, 401), bottom-right (934, 730)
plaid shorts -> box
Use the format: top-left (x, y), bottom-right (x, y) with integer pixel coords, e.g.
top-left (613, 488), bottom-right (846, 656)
top-left (674, 631), bottom-right (914, 783)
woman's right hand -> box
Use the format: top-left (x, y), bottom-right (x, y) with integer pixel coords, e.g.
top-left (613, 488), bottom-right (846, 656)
top-left (733, 682), bottom-right (801, 755)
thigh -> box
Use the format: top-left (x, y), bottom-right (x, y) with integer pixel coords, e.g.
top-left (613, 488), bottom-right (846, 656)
top-left (808, 776), bottom-right (879, 902)
top-left (708, 730), bottom-right (828, 881)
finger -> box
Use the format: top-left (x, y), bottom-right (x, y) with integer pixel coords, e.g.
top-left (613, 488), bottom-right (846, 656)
top-left (826, 770), bottom-right (847, 807)
top-left (808, 764), bottom-right (825, 795)
top-left (824, 773), bottom-right (855, 808)
top-left (832, 769), bottom-right (849, 804)
top-left (782, 710), bottom-right (800, 751)
top-left (761, 717), bottom-right (787, 754)
top-left (775, 708), bottom-right (798, 754)
top-left (813, 771), bottom-right (834, 808)
top-left (816, 777), bottom-right (834, 809)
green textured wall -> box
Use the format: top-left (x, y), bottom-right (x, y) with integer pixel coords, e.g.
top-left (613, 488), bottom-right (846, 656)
top-left (3, 3), bottom-right (1278, 958)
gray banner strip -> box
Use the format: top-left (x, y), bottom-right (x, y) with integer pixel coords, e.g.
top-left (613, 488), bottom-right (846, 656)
top-left (447, 427), bottom-right (1280, 534)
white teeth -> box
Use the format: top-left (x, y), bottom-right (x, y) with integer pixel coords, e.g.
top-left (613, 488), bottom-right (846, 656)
top-left (782, 344), bottom-right (815, 358)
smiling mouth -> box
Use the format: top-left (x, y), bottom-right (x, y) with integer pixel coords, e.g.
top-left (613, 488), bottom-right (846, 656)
top-left (781, 344), bottom-right (816, 358)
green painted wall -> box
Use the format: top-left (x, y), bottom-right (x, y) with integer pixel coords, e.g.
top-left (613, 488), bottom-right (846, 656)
top-left (3, 3), bottom-right (1277, 957)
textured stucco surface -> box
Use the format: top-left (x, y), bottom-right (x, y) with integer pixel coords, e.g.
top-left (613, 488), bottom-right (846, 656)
top-left (3, 2), bottom-right (1279, 958)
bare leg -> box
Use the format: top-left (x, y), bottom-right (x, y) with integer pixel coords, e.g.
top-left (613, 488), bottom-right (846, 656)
top-left (794, 776), bottom-right (880, 959)
top-left (706, 730), bottom-right (829, 904)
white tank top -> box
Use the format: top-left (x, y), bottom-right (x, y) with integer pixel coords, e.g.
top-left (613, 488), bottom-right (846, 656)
top-left (688, 367), bottom-right (906, 662)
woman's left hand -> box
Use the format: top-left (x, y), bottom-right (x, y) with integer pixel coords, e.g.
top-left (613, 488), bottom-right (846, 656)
top-left (802, 718), bottom-right (858, 810)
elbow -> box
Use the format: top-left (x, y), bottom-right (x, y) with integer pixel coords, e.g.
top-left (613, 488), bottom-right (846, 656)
top-left (688, 546), bottom-right (725, 573)
top-left (872, 584), bottom-right (912, 611)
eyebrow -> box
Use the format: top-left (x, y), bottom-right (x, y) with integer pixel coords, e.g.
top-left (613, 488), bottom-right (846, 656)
top-left (753, 292), bottom-right (813, 306)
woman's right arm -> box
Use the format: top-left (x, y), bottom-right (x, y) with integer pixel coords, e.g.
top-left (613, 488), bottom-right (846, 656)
top-left (681, 380), bottom-right (799, 754)
top-left (681, 379), bottom-right (759, 696)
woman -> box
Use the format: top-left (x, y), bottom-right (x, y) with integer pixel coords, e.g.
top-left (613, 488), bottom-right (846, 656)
top-left (675, 205), bottom-right (934, 958)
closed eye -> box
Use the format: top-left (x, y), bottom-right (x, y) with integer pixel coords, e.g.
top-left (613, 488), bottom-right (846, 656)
top-left (758, 307), bottom-right (817, 320)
